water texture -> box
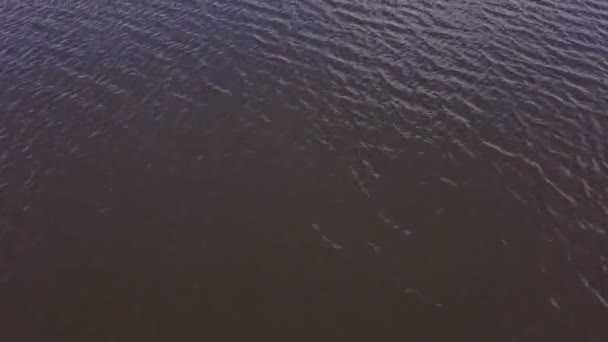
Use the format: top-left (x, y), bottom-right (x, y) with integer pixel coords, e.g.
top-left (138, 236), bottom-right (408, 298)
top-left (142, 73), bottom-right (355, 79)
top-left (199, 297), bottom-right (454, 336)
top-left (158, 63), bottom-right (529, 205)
top-left (1, 0), bottom-right (607, 340)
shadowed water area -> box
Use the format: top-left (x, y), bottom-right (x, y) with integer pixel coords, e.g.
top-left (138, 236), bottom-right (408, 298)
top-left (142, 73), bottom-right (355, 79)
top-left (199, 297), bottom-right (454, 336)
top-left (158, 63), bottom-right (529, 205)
top-left (1, 0), bottom-right (608, 340)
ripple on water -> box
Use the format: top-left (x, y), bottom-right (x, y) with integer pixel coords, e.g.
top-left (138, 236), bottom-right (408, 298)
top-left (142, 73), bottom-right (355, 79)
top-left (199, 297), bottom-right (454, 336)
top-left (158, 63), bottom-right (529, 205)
top-left (1, 0), bottom-right (607, 340)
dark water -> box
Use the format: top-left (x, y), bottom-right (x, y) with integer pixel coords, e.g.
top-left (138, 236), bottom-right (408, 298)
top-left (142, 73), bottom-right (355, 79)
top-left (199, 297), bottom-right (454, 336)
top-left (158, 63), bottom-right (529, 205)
top-left (1, 0), bottom-right (608, 340)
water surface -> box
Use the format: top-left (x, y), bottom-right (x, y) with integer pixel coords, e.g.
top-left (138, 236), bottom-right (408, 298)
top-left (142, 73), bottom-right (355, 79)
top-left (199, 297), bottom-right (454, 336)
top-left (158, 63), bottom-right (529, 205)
top-left (1, 0), bottom-right (608, 340)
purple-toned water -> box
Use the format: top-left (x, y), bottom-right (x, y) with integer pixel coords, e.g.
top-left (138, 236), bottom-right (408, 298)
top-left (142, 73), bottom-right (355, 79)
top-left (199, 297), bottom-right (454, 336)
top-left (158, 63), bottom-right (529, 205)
top-left (1, 1), bottom-right (607, 340)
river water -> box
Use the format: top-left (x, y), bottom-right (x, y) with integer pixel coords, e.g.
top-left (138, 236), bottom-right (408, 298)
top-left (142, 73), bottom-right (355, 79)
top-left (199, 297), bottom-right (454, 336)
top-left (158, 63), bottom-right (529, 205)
top-left (1, 0), bottom-right (608, 340)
